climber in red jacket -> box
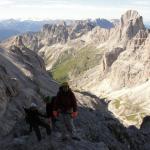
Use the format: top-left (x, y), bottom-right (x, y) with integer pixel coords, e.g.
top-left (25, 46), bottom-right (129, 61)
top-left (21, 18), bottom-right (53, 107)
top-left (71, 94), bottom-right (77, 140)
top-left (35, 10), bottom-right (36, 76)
top-left (53, 82), bottom-right (79, 141)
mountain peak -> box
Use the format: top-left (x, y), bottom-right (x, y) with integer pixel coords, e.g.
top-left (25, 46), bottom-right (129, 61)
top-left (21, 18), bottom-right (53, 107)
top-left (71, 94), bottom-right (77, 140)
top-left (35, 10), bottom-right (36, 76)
top-left (120, 10), bottom-right (145, 39)
top-left (121, 10), bottom-right (144, 27)
top-left (123, 10), bottom-right (140, 19)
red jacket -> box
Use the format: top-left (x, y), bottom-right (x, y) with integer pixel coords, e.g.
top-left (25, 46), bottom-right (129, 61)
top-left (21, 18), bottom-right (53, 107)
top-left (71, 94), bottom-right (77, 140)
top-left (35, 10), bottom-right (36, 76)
top-left (54, 89), bottom-right (77, 113)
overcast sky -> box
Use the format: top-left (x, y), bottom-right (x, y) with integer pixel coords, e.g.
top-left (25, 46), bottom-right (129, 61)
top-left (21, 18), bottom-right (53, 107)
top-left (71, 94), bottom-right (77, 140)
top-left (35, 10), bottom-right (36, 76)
top-left (0, 0), bottom-right (150, 22)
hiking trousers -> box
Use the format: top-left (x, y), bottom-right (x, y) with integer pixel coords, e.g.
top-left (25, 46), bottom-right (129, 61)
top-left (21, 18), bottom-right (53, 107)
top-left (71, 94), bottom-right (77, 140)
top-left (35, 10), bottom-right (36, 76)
top-left (31, 120), bottom-right (51, 141)
top-left (58, 113), bottom-right (76, 139)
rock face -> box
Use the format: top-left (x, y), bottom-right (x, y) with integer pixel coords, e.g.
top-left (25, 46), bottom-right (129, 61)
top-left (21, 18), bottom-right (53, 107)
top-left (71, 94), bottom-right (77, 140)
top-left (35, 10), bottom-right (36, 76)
top-left (52, 10), bottom-right (149, 127)
top-left (1, 91), bottom-right (150, 150)
top-left (41, 23), bottom-right (69, 45)
top-left (120, 10), bottom-right (145, 34)
top-left (20, 20), bottom-right (95, 51)
top-left (69, 21), bottom-right (95, 39)
top-left (114, 10), bottom-right (145, 51)
top-left (102, 47), bottom-right (124, 71)
top-left (0, 36), bottom-right (58, 136)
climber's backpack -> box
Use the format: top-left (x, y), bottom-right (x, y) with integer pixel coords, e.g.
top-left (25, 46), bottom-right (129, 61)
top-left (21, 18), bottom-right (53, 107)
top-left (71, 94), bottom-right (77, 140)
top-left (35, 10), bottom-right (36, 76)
top-left (44, 96), bottom-right (52, 103)
top-left (24, 107), bottom-right (30, 124)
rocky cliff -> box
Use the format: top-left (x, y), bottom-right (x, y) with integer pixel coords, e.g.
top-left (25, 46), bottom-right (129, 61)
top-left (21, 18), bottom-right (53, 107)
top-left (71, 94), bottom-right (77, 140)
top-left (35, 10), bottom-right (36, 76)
top-left (70, 10), bottom-right (150, 127)
top-left (1, 90), bottom-right (150, 150)
top-left (18, 20), bottom-right (95, 51)
top-left (0, 36), bottom-right (58, 136)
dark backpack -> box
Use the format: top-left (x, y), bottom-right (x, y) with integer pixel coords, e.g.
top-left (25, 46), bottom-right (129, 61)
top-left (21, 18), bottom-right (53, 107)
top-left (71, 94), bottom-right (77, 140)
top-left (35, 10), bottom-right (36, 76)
top-left (24, 107), bottom-right (30, 124)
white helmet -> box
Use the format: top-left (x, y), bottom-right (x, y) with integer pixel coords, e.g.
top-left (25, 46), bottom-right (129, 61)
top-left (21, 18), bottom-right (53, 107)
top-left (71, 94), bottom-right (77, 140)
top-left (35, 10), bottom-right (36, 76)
top-left (30, 103), bottom-right (37, 108)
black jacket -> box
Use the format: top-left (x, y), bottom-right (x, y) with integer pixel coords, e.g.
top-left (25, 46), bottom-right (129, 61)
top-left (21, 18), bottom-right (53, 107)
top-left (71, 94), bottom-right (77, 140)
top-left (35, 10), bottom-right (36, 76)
top-left (54, 89), bottom-right (77, 113)
top-left (46, 96), bottom-right (56, 118)
top-left (24, 107), bottom-right (46, 125)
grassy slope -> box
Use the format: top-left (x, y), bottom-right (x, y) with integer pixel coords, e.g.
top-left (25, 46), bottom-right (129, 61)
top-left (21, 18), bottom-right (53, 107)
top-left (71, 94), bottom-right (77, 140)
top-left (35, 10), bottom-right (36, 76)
top-left (50, 45), bottom-right (103, 83)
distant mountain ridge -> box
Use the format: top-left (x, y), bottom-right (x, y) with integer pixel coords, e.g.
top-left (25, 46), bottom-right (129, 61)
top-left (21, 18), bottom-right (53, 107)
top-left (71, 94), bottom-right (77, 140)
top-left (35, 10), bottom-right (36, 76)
top-left (0, 18), bottom-right (116, 41)
top-left (89, 18), bottom-right (115, 29)
top-left (0, 29), bottom-right (20, 41)
top-left (0, 19), bottom-right (51, 41)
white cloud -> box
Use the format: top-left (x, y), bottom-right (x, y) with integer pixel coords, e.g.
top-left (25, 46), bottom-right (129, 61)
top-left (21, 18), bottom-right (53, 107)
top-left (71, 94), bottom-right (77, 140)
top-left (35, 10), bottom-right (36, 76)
top-left (0, 0), bottom-right (149, 22)
top-left (0, 4), bottom-right (123, 20)
top-left (132, 0), bottom-right (150, 6)
top-left (0, 0), bottom-right (14, 6)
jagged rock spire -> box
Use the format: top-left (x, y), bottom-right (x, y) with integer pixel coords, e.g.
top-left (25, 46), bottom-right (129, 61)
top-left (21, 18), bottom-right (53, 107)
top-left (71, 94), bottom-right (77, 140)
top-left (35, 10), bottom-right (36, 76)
top-left (13, 35), bottom-right (25, 48)
top-left (120, 10), bottom-right (145, 39)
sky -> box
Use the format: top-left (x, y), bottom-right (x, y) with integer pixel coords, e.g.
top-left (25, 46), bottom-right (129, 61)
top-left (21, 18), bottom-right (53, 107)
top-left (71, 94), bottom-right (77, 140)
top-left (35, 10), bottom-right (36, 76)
top-left (0, 0), bottom-right (150, 22)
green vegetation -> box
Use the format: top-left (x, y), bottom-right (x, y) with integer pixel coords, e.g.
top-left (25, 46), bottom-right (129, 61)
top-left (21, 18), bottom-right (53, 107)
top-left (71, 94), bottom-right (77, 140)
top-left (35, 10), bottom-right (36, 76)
top-left (125, 114), bottom-right (137, 122)
top-left (51, 46), bottom-right (103, 83)
top-left (112, 99), bottom-right (121, 109)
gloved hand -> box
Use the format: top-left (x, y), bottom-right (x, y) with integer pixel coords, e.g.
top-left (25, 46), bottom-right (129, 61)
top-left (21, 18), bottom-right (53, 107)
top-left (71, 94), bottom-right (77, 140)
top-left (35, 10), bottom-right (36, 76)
top-left (71, 111), bottom-right (78, 119)
top-left (48, 118), bottom-right (51, 124)
top-left (53, 111), bottom-right (59, 118)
